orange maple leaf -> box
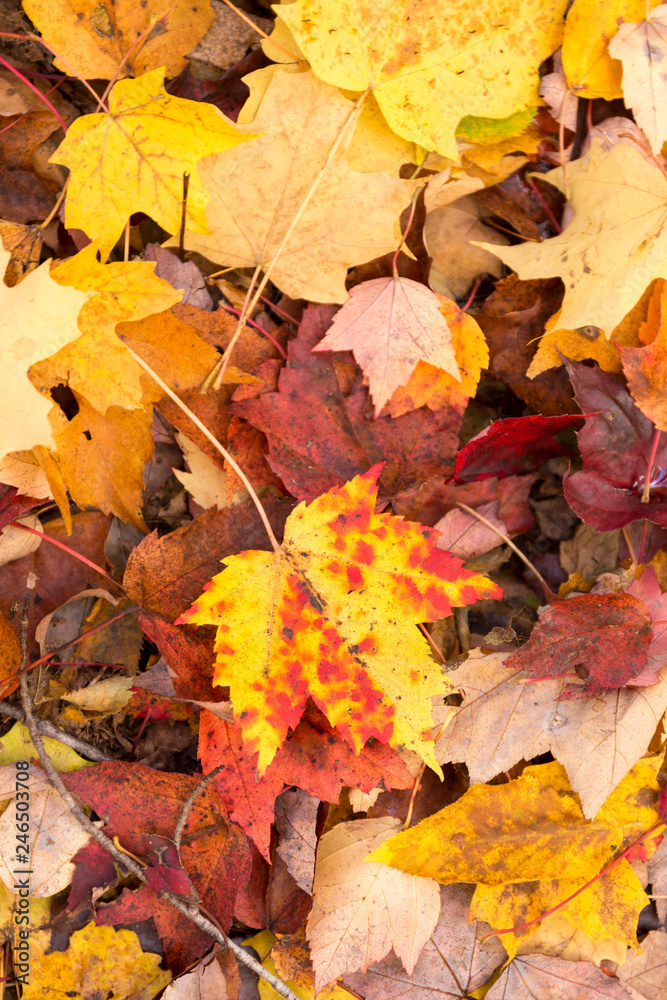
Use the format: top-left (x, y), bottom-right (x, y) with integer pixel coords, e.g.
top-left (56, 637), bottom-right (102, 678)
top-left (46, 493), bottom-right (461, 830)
top-left (177, 466), bottom-right (502, 773)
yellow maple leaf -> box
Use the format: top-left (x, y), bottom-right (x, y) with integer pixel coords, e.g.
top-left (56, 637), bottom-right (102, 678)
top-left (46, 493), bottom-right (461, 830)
top-left (177, 467), bottom-right (501, 774)
top-left (29, 244), bottom-right (182, 414)
top-left (21, 921), bottom-right (170, 1000)
top-left (478, 139), bottom-right (667, 334)
top-left (562, 0), bottom-right (663, 99)
top-left (51, 68), bottom-right (251, 260)
top-left (277, 0), bottom-right (567, 160)
top-left (609, 4), bottom-right (667, 153)
top-left (177, 69), bottom-right (415, 303)
top-left (368, 765), bottom-right (619, 884)
top-left (22, 0), bottom-right (214, 80)
top-left (469, 757), bottom-right (662, 962)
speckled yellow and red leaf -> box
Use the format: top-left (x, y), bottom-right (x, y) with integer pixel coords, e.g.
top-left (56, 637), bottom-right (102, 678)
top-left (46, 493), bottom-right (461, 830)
top-left (177, 466), bottom-right (502, 774)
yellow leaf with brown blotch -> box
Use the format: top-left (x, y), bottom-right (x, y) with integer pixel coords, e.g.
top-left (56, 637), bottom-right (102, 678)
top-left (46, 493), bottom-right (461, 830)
top-left (368, 765), bottom-right (619, 885)
top-left (177, 466), bottom-right (501, 774)
top-left (51, 69), bottom-right (251, 260)
top-left (278, 0), bottom-right (566, 160)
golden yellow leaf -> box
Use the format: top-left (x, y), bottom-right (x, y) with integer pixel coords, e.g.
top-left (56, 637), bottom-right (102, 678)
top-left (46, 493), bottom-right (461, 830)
top-left (461, 125), bottom-right (543, 178)
top-left (525, 280), bottom-right (656, 376)
top-left (29, 244), bottom-right (182, 413)
top-left (609, 5), bottom-right (667, 153)
top-left (469, 757), bottom-right (661, 962)
top-left (479, 139), bottom-right (667, 334)
top-left (177, 467), bottom-right (501, 774)
top-left (0, 721), bottom-right (93, 771)
top-left (51, 397), bottom-right (153, 531)
top-left (471, 865), bottom-right (646, 964)
top-left (178, 69), bottom-right (415, 303)
top-left (259, 929), bottom-right (364, 1000)
top-left (51, 68), bottom-right (250, 259)
top-left (562, 0), bottom-right (663, 99)
top-left (278, 0), bottom-right (566, 160)
top-left (0, 247), bottom-right (92, 458)
top-left (21, 921), bottom-right (170, 1000)
top-left (368, 766), bottom-right (619, 884)
top-left (22, 0), bottom-right (214, 80)
top-left (306, 817), bottom-right (440, 991)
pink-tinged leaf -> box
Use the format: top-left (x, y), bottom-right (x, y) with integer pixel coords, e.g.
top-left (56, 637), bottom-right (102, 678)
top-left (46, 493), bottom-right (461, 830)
top-left (505, 592), bottom-right (653, 698)
top-left (434, 501), bottom-right (507, 560)
top-left (312, 276), bottom-right (460, 416)
top-left (143, 834), bottom-right (200, 903)
top-left (451, 413), bottom-right (583, 483)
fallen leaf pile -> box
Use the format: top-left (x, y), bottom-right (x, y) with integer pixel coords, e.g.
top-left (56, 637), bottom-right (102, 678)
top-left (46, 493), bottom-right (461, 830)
top-left (4, 0), bottom-right (667, 997)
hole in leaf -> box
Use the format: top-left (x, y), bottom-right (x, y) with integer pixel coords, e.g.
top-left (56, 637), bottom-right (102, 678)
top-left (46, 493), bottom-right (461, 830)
top-left (50, 384), bottom-right (79, 421)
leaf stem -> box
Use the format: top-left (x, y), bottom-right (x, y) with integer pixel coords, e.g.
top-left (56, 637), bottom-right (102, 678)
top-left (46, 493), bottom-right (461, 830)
top-left (392, 186), bottom-right (422, 279)
top-left (0, 55), bottom-right (67, 132)
top-left (7, 520), bottom-right (122, 588)
top-left (454, 501), bottom-right (548, 592)
top-left (642, 427), bottom-right (662, 503)
top-left (210, 89), bottom-right (371, 390)
top-left (39, 177), bottom-right (69, 230)
top-left (122, 343), bottom-right (281, 553)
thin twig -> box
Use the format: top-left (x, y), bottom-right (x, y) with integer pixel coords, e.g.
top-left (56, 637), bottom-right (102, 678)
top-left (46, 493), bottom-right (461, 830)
top-left (454, 606), bottom-right (471, 654)
top-left (0, 55), bottom-right (67, 132)
top-left (16, 584), bottom-right (299, 1000)
top-left (39, 178), bottom-right (69, 230)
top-left (454, 501), bottom-right (549, 592)
top-left (174, 764), bottom-right (225, 852)
top-left (218, 0), bottom-right (300, 63)
top-left (8, 520), bottom-right (122, 589)
top-left (0, 702), bottom-right (113, 761)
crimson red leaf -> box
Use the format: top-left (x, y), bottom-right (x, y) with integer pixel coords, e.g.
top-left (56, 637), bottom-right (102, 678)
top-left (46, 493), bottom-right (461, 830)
top-left (232, 304), bottom-right (462, 505)
top-left (563, 359), bottom-right (667, 530)
top-left (63, 762), bottom-right (251, 930)
top-left (143, 834), bottom-right (199, 902)
top-left (505, 592), bottom-right (653, 698)
top-left (451, 413), bottom-right (582, 484)
top-left (199, 701), bottom-right (413, 860)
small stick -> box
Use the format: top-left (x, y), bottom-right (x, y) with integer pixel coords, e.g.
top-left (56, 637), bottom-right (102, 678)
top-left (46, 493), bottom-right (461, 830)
top-left (622, 526), bottom-right (638, 566)
top-left (179, 172), bottom-right (190, 262)
top-left (526, 176), bottom-right (562, 234)
top-left (418, 622), bottom-right (446, 663)
top-left (16, 584), bottom-right (300, 1000)
top-left (454, 606), bottom-right (470, 654)
top-left (642, 428), bottom-right (662, 503)
top-left (454, 501), bottom-right (549, 592)
top-left (0, 55), bottom-right (67, 132)
top-left (0, 702), bottom-right (113, 761)
top-left (123, 221), bottom-right (130, 263)
top-left (39, 178), bottom-right (69, 230)
top-left (392, 187), bottom-right (422, 279)
top-left (174, 764), bottom-right (226, 853)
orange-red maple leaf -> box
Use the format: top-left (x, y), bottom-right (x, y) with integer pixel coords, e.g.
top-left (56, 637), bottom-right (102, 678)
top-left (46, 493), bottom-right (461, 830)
top-left (177, 466), bottom-right (501, 773)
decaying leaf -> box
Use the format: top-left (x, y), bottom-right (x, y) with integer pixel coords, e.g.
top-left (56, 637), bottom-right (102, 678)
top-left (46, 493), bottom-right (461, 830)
top-left (306, 816), bottom-right (441, 991)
